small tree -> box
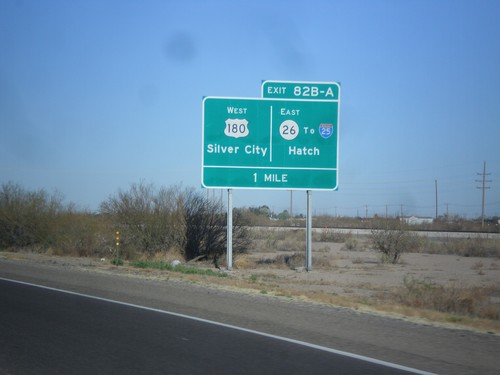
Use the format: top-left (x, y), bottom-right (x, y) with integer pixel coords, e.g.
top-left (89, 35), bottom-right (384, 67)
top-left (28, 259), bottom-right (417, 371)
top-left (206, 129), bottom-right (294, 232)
top-left (277, 210), bottom-right (290, 220)
top-left (99, 182), bottom-right (185, 256)
top-left (370, 219), bottom-right (418, 264)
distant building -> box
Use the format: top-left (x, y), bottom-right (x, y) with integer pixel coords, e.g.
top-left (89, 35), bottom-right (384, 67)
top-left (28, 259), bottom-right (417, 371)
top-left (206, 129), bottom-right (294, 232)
top-left (400, 216), bottom-right (434, 225)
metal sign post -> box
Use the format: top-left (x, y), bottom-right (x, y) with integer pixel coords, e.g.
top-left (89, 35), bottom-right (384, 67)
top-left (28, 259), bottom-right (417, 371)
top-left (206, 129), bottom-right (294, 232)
top-left (227, 189), bottom-right (233, 271)
top-left (306, 190), bottom-right (313, 271)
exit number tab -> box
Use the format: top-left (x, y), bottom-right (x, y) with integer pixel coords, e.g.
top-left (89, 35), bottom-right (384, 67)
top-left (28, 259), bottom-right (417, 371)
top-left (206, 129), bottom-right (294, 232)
top-left (261, 80), bottom-right (340, 101)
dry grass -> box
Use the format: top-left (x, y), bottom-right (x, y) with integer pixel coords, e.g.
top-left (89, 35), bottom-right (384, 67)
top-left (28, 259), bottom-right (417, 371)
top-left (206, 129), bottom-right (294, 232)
top-left (233, 254), bottom-right (256, 269)
top-left (151, 246), bottom-right (185, 262)
top-left (313, 229), bottom-right (352, 243)
top-left (382, 277), bottom-right (499, 320)
top-left (419, 237), bottom-right (500, 258)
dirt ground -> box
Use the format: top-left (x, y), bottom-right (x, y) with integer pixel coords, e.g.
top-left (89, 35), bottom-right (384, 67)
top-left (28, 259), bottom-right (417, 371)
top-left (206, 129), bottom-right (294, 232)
top-left (235, 242), bottom-right (500, 300)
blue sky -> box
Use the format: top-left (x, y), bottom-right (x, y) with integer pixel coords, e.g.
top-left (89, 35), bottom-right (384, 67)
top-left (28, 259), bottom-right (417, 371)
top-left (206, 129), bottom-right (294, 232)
top-left (1, 0), bottom-right (499, 218)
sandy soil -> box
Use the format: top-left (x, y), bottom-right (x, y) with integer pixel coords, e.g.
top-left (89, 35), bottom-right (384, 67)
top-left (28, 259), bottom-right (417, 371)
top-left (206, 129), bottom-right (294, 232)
top-left (235, 243), bottom-right (500, 301)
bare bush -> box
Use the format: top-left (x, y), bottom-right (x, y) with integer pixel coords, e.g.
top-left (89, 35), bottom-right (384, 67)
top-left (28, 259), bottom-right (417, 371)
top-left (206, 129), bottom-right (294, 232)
top-left (0, 182), bottom-right (65, 249)
top-left (50, 211), bottom-right (113, 257)
top-left (182, 189), bottom-right (225, 260)
top-left (342, 237), bottom-right (361, 251)
top-left (370, 219), bottom-right (419, 264)
top-left (100, 182), bottom-right (185, 256)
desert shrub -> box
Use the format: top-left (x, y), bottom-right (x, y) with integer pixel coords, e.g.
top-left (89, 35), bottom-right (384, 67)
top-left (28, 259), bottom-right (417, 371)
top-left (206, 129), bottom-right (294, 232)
top-left (0, 182), bottom-right (114, 257)
top-left (257, 252), bottom-right (305, 269)
top-left (50, 211), bottom-right (113, 257)
top-left (182, 189), bottom-right (250, 261)
top-left (442, 237), bottom-right (500, 258)
top-left (275, 236), bottom-right (305, 253)
top-left (282, 252), bottom-right (306, 268)
top-left (342, 237), bottom-right (360, 251)
top-left (0, 182), bottom-right (66, 249)
top-left (395, 276), bottom-right (499, 319)
top-left (313, 254), bottom-right (334, 268)
top-left (370, 219), bottom-right (419, 264)
top-left (233, 254), bottom-right (256, 269)
top-left (182, 189), bottom-right (224, 260)
top-left (314, 228), bottom-right (352, 243)
top-left (100, 182), bottom-right (186, 255)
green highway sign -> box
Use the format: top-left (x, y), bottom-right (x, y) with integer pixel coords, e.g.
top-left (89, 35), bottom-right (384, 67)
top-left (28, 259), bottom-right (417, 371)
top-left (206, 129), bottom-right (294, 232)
top-left (202, 96), bottom-right (339, 190)
top-left (261, 80), bottom-right (340, 101)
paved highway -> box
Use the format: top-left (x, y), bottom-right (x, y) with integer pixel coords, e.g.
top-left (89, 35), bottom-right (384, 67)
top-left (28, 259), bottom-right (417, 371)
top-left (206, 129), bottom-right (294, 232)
top-left (1, 259), bottom-right (499, 374)
top-left (1, 278), bottom-right (422, 374)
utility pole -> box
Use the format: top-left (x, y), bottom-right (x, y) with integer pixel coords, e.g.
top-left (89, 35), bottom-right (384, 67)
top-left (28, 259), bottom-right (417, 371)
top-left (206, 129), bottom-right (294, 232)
top-left (476, 161), bottom-right (491, 229)
top-left (289, 190), bottom-right (293, 218)
top-left (435, 179), bottom-right (438, 220)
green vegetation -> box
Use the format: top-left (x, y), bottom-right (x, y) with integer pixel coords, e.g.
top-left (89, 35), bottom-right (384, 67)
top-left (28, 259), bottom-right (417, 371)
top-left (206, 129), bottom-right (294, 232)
top-left (130, 260), bottom-right (227, 277)
top-left (111, 257), bottom-right (124, 266)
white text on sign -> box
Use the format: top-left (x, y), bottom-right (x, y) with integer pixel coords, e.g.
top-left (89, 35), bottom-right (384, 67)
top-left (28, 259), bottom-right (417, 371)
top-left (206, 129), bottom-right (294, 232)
top-left (253, 173), bottom-right (288, 183)
top-left (293, 86), bottom-right (335, 98)
top-left (289, 146), bottom-right (320, 156)
top-left (206, 143), bottom-right (268, 157)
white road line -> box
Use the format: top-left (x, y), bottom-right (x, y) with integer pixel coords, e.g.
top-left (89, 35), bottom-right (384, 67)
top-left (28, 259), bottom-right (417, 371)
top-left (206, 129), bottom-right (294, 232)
top-left (0, 276), bottom-right (435, 375)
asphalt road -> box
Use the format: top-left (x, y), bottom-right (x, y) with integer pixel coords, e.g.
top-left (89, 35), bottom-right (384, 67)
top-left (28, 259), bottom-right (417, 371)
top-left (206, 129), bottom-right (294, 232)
top-left (0, 278), bottom-right (420, 375)
top-left (1, 259), bottom-right (499, 374)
